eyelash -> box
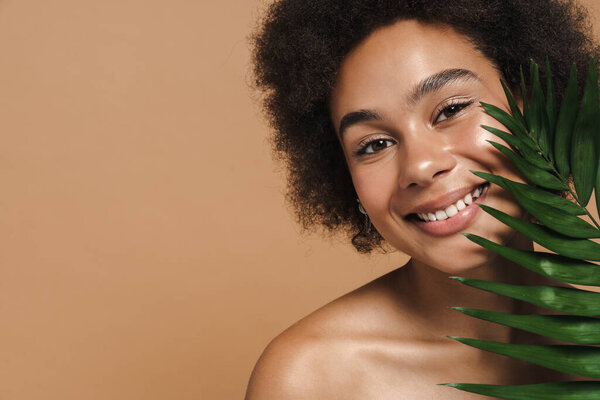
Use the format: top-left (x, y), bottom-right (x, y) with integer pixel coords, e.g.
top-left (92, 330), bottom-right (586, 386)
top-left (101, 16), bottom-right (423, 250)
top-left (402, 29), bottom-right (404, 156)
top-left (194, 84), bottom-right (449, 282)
top-left (354, 136), bottom-right (396, 156)
top-left (353, 98), bottom-right (475, 157)
top-left (433, 98), bottom-right (474, 124)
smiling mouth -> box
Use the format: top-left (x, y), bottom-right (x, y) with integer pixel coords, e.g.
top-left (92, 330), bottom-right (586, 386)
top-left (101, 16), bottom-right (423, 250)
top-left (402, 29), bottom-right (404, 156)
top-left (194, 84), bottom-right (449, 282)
top-left (408, 183), bottom-right (489, 222)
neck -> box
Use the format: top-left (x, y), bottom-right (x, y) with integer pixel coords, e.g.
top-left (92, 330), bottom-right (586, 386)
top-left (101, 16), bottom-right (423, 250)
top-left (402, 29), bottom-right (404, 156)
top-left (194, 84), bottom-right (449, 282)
top-left (395, 232), bottom-right (545, 342)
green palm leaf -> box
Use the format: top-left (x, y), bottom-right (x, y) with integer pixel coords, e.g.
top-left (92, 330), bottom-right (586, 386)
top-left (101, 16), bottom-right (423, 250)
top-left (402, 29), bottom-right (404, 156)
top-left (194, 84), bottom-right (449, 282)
top-left (462, 234), bottom-right (600, 285)
top-left (476, 178), bottom-right (598, 238)
top-left (448, 59), bottom-right (600, 398)
top-left (553, 64), bottom-right (578, 177)
top-left (443, 381), bottom-right (600, 399)
top-left (480, 102), bottom-right (535, 150)
top-left (545, 58), bottom-right (557, 144)
top-left (452, 308), bottom-right (600, 345)
top-left (480, 126), bottom-right (553, 170)
top-left (470, 172), bottom-right (585, 215)
top-left (501, 80), bottom-right (528, 130)
top-left (450, 337), bottom-right (600, 378)
top-left (487, 141), bottom-right (567, 190)
top-left (528, 61), bottom-right (552, 157)
top-left (477, 204), bottom-right (600, 260)
top-left (451, 277), bottom-right (600, 317)
top-left (520, 66), bottom-right (529, 124)
top-left (571, 58), bottom-right (599, 207)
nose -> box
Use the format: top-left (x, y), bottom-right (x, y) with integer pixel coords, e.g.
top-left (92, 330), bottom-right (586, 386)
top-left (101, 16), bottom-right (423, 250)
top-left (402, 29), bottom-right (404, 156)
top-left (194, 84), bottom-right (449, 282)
top-left (397, 129), bottom-right (457, 188)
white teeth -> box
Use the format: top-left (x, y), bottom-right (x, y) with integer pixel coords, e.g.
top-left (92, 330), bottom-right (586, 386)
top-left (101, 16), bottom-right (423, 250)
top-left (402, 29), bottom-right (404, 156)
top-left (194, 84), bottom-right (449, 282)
top-left (464, 193), bottom-right (473, 205)
top-left (435, 210), bottom-right (448, 221)
top-left (414, 184), bottom-right (486, 222)
top-left (445, 204), bottom-right (458, 217)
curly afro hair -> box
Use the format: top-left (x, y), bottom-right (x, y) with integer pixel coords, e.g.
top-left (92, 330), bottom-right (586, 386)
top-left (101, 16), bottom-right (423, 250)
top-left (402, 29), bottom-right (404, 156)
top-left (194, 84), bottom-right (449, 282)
top-left (251, 0), bottom-right (599, 253)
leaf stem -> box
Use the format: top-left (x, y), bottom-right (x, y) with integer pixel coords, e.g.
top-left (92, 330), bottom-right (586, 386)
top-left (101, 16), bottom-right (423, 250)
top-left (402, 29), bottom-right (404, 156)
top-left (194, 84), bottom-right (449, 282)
top-left (531, 139), bottom-right (600, 231)
top-left (567, 186), bottom-right (600, 230)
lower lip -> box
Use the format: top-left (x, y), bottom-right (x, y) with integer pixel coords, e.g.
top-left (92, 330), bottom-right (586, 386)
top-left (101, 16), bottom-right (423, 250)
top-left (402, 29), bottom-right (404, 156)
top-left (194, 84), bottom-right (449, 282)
top-left (409, 186), bottom-right (488, 237)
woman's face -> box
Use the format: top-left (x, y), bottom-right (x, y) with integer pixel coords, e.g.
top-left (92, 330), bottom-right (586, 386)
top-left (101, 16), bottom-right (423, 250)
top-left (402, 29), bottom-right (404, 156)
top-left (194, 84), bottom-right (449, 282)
top-left (330, 20), bottom-right (527, 274)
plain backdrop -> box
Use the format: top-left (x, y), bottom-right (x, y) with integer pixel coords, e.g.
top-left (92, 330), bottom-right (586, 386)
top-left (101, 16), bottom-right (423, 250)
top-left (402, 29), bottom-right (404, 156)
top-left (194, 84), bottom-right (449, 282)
top-left (0, 1), bottom-right (598, 399)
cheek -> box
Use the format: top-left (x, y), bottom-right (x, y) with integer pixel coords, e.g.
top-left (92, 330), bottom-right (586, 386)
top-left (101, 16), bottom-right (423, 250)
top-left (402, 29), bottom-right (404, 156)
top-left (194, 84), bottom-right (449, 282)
top-left (350, 160), bottom-right (397, 214)
top-left (452, 112), bottom-right (526, 183)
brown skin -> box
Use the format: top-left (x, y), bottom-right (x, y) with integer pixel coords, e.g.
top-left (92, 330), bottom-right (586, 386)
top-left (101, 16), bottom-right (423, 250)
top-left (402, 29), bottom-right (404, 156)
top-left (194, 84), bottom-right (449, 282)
top-left (246, 21), bottom-right (576, 399)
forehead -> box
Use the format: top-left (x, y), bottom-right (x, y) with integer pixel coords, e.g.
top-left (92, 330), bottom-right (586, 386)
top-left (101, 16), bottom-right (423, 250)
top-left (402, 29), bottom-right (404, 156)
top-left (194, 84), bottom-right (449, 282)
top-left (330, 20), bottom-right (499, 124)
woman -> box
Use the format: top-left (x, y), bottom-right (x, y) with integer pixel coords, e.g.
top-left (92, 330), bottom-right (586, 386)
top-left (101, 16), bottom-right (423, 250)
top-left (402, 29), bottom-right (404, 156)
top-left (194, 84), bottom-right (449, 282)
top-left (247, 0), bottom-right (599, 398)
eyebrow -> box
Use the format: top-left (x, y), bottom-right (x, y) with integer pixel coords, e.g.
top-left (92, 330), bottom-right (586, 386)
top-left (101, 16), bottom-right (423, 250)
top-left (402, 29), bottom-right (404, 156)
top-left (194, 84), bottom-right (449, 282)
top-left (409, 68), bottom-right (480, 104)
top-left (337, 68), bottom-right (480, 138)
top-left (338, 109), bottom-right (383, 139)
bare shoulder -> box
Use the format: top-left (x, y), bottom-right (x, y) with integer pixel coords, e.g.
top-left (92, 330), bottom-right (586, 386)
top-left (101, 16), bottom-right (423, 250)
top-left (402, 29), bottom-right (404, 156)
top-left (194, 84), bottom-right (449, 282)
top-left (245, 269), bottom-right (408, 400)
top-left (244, 323), bottom-right (334, 399)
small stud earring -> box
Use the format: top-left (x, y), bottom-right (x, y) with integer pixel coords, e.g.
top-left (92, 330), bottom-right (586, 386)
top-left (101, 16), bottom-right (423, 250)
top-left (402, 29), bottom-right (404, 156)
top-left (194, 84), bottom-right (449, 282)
top-left (357, 199), bottom-right (372, 234)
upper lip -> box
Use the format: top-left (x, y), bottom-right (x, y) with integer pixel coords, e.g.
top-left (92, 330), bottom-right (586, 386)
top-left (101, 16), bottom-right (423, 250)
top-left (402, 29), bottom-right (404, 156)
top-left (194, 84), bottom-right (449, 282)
top-left (404, 183), bottom-right (485, 217)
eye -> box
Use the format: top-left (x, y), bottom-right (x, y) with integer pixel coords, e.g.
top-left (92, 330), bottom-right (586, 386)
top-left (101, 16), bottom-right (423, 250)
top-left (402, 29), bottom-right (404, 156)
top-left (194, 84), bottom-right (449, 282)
top-left (434, 100), bottom-right (473, 124)
top-left (356, 138), bottom-right (396, 155)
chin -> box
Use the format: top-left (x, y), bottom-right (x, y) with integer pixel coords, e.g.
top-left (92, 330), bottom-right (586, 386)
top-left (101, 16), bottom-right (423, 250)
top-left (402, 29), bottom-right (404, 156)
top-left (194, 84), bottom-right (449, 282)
top-left (407, 230), bottom-right (506, 275)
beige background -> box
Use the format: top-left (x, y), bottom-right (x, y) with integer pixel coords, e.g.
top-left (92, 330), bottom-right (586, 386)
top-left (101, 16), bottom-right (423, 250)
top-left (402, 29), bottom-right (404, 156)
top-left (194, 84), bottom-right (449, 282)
top-left (0, 1), bottom-right (598, 399)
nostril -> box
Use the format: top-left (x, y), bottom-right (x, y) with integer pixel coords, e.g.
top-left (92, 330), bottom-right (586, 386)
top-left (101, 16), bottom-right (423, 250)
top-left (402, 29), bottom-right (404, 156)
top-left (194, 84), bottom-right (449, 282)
top-left (399, 148), bottom-right (457, 188)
